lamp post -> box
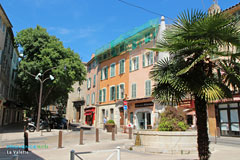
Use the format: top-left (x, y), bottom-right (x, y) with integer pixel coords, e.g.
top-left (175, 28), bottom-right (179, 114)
top-left (24, 67), bottom-right (56, 132)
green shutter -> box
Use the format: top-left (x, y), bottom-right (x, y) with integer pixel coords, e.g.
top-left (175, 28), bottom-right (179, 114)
top-left (101, 69), bottom-right (103, 80)
top-left (145, 81), bottom-right (148, 96)
top-left (99, 90), bottom-right (102, 102)
top-left (113, 86), bottom-right (116, 100)
top-left (123, 60), bottom-right (125, 73)
top-left (132, 84), bottom-right (136, 98)
top-left (117, 85), bottom-right (119, 100)
top-left (120, 84), bottom-right (124, 99)
top-left (136, 57), bottom-right (139, 70)
top-left (142, 54), bottom-right (145, 67)
top-left (93, 75), bottom-right (96, 86)
top-left (129, 59), bottom-right (132, 72)
top-left (89, 78), bottom-right (91, 88)
top-left (103, 89), bottom-right (106, 102)
top-left (106, 67), bottom-right (108, 79)
top-left (150, 52), bottom-right (153, 65)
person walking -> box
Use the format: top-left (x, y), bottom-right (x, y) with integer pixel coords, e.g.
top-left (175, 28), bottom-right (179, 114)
top-left (103, 117), bottom-right (107, 130)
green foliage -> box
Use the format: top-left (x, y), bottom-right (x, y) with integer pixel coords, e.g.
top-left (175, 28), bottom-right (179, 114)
top-left (106, 120), bottom-right (115, 124)
top-left (158, 106), bottom-right (188, 131)
top-left (16, 25), bottom-right (86, 109)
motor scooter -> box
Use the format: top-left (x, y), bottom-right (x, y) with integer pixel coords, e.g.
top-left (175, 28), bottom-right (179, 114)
top-left (28, 119), bottom-right (51, 132)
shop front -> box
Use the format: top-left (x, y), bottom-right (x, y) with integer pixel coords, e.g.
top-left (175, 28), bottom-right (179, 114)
top-left (84, 107), bottom-right (95, 126)
top-left (128, 98), bottom-right (154, 130)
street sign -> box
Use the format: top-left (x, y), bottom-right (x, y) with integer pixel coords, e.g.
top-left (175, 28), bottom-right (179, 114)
top-left (123, 101), bottom-right (127, 105)
top-left (124, 105), bottom-right (128, 110)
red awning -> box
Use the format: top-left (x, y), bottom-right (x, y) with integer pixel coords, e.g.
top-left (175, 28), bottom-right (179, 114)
top-left (84, 112), bottom-right (92, 116)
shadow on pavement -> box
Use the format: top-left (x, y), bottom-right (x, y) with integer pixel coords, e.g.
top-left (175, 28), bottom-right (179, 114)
top-left (0, 148), bottom-right (44, 160)
top-left (0, 123), bottom-right (25, 134)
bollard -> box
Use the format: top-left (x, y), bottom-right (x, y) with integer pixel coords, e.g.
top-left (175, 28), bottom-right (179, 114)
top-left (115, 125), bottom-right (117, 134)
top-left (123, 126), bottom-right (127, 133)
top-left (112, 127), bottom-right (115, 141)
top-left (24, 126), bottom-right (26, 132)
top-left (116, 146), bottom-right (120, 160)
top-left (80, 129), bottom-right (83, 145)
top-left (96, 128), bottom-right (99, 142)
top-left (24, 132), bottom-right (28, 151)
top-left (58, 131), bottom-right (62, 148)
top-left (70, 150), bottom-right (75, 160)
top-left (12, 155), bottom-right (18, 160)
top-left (129, 127), bottom-right (132, 139)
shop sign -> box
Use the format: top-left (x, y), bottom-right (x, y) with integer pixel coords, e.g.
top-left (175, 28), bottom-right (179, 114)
top-left (123, 101), bottom-right (127, 105)
top-left (124, 105), bottom-right (128, 110)
top-left (135, 102), bottom-right (154, 108)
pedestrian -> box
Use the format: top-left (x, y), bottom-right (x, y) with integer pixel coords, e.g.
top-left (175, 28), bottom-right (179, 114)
top-left (103, 117), bottom-right (107, 130)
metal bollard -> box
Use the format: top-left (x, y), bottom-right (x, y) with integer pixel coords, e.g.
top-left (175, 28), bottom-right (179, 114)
top-left (12, 155), bottom-right (18, 160)
top-left (80, 129), bottom-right (83, 145)
top-left (96, 128), bottom-right (99, 142)
top-left (58, 131), bottom-right (62, 148)
top-left (129, 127), bottom-right (132, 139)
top-left (24, 132), bottom-right (28, 151)
top-left (115, 125), bottom-right (117, 134)
top-left (70, 150), bottom-right (75, 160)
top-left (112, 127), bottom-right (115, 141)
top-left (116, 146), bottom-right (120, 160)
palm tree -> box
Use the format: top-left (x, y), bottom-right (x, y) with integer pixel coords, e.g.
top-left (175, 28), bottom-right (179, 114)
top-left (150, 10), bottom-right (240, 160)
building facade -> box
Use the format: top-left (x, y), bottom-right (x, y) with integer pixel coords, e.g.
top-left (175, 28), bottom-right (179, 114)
top-left (84, 54), bottom-right (99, 126)
top-left (0, 5), bottom-right (22, 126)
top-left (66, 63), bottom-right (87, 124)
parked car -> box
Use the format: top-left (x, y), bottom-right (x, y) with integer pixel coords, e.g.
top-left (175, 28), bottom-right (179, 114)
top-left (51, 117), bottom-right (70, 129)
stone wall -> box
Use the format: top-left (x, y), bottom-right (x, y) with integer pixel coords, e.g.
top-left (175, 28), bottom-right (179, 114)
top-left (133, 131), bottom-right (197, 154)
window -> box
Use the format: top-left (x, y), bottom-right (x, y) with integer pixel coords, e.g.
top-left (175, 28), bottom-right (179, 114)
top-left (145, 32), bottom-right (151, 43)
top-left (119, 59), bottom-right (125, 74)
top-left (111, 48), bottom-right (116, 56)
top-left (129, 56), bottom-right (139, 72)
top-left (87, 78), bottom-right (91, 89)
top-left (99, 90), bottom-right (102, 102)
top-left (91, 93), bottom-right (95, 104)
top-left (86, 94), bottom-right (90, 105)
top-left (110, 109), bottom-right (114, 120)
top-left (143, 52), bottom-right (153, 67)
top-left (132, 41), bottom-right (137, 50)
top-left (101, 66), bottom-right (108, 80)
top-left (110, 86), bottom-right (116, 101)
top-left (93, 74), bottom-right (96, 87)
top-left (145, 80), bottom-right (151, 96)
top-left (2, 23), bottom-right (5, 32)
top-left (102, 88), bottom-right (106, 102)
top-left (110, 63), bottom-right (116, 77)
top-left (87, 64), bottom-right (91, 72)
top-left (120, 44), bottom-right (125, 52)
top-left (132, 83), bottom-right (136, 98)
top-left (117, 83), bottom-right (125, 99)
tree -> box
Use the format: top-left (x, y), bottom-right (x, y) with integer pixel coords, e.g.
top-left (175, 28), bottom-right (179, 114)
top-left (16, 25), bottom-right (86, 114)
top-left (150, 10), bottom-right (240, 160)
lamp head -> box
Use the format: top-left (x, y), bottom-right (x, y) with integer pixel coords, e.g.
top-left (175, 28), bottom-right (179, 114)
top-left (49, 75), bottom-right (54, 80)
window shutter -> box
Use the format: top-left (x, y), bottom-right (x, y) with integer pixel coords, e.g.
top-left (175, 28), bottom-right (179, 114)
top-left (136, 56), bottom-right (139, 70)
top-left (94, 75), bottom-right (96, 86)
top-left (145, 81), bottom-right (148, 96)
top-left (135, 84), bottom-right (137, 98)
top-left (89, 78), bottom-right (91, 88)
top-left (142, 54), bottom-right (145, 67)
top-left (113, 86), bottom-right (116, 100)
top-left (99, 90), bottom-right (102, 102)
top-left (103, 89), bottom-right (106, 102)
top-left (132, 84), bottom-right (136, 98)
top-left (123, 60), bottom-right (125, 73)
top-left (150, 52), bottom-right (153, 65)
top-left (129, 59), bottom-right (132, 72)
top-left (106, 67), bottom-right (108, 79)
top-left (117, 85), bottom-right (119, 100)
top-left (101, 69), bottom-right (103, 80)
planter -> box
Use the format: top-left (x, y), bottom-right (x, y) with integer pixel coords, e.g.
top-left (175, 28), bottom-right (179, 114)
top-left (133, 130), bottom-right (197, 154)
top-left (105, 124), bottom-right (115, 132)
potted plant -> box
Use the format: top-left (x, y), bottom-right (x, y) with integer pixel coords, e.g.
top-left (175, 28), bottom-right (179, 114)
top-left (105, 120), bottom-right (115, 132)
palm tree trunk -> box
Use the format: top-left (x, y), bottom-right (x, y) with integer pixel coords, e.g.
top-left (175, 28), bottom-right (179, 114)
top-left (195, 95), bottom-right (210, 160)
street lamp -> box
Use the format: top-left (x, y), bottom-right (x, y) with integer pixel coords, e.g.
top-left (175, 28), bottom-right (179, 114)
top-left (23, 67), bottom-right (56, 132)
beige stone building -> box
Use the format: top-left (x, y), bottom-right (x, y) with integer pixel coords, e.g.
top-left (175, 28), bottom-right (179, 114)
top-left (66, 63), bottom-right (87, 124)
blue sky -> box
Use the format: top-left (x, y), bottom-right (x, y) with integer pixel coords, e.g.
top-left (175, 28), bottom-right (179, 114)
top-left (1, 0), bottom-right (239, 62)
